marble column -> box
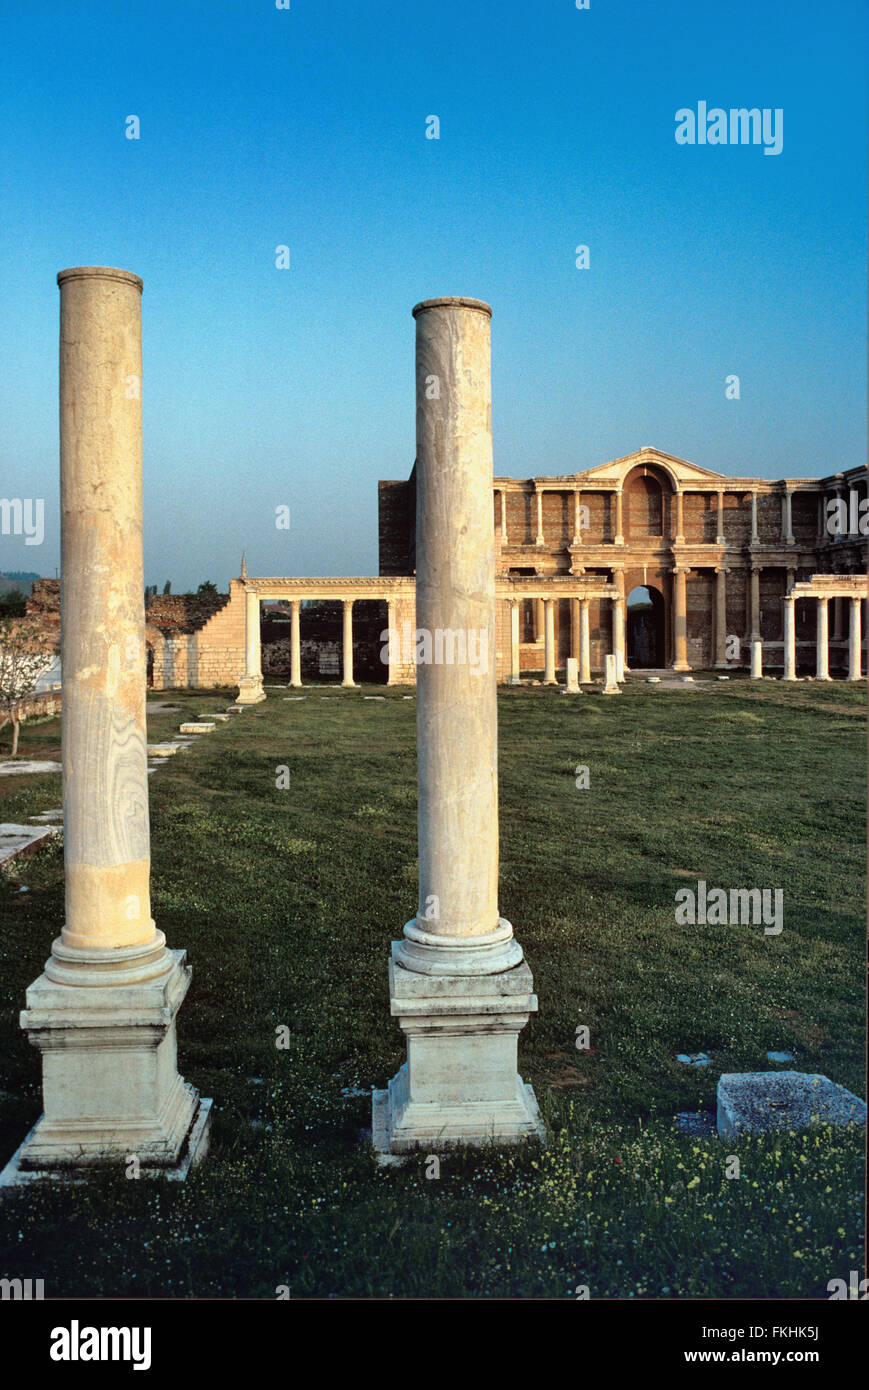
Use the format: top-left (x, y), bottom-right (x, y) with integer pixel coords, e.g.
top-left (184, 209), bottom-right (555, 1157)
top-left (544, 599), bottom-right (557, 684)
top-left (290, 599), bottom-right (302, 687)
top-left (374, 296), bottom-right (542, 1155)
top-left (783, 596), bottom-right (797, 680)
top-left (716, 491), bottom-right (726, 545)
top-left (579, 598), bottom-right (592, 684)
top-left (714, 566), bottom-right (728, 667)
top-left (612, 571), bottom-right (626, 679)
top-left (237, 588), bottom-right (265, 703)
top-left (570, 598), bottom-right (580, 663)
top-left (572, 489), bottom-right (583, 546)
top-left (614, 487), bottom-right (624, 545)
top-left (2, 266), bottom-right (210, 1185)
top-left (750, 566), bottom-right (761, 641)
top-left (341, 599), bottom-right (356, 687)
top-left (509, 600), bottom-right (520, 685)
top-left (535, 488), bottom-right (544, 546)
top-left (783, 489), bottom-right (795, 546)
top-left (815, 598), bottom-right (830, 680)
top-left (750, 490), bottom-right (758, 543)
top-left (848, 598), bottom-right (862, 680)
top-left (673, 567), bottom-right (690, 671)
top-left (385, 598), bottom-right (396, 686)
top-left (674, 488), bottom-right (685, 544)
top-left (751, 639), bottom-right (763, 679)
top-left (534, 596), bottom-right (545, 644)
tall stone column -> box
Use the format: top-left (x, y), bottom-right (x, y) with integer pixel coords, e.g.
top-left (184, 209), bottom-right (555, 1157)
top-left (716, 491), bottom-right (726, 545)
top-left (612, 570), bottom-right (626, 678)
top-left (385, 597), bottom-right (396, 686)
top-left (236, 588), bottom-right (265, 703)
top-left (783, 489), bottom-right (795, 545)
top-left (509, 600), bottom-right (520, 685)
top-left (750, 566), bottom-right (761, 641)
top-left (848, 598), bottom-right (862, 680)
top-left (373, 296), bottom-right (543, 1156)
top-left (341, 599), bottom-right (356, 687)
top-left (570, 598), bottom-right (580, 661)
top-left (673, 566), bottom-right (690, 671)
top-left (816, 598), bottom-right (830, 680)
top-left (534, 596), bottom-right (544, 644)
top-left (499, 490), bottom-right (508, 543)
top-left (751, 639), bottom-right (763, 678)
top-left (674, 488), bottom-right (685, 544)
top-left (783, 597), bottom-right (797, 679)
top-left (750, 490), bottom-right (759, 542)
top-left (535, 488), bottom-right (544, 546)
top-left (572, 489), bottom-right (583, 546)
top-left (714, 566), bottom-right (728, 667)
top-left (579, 598), bottom-right (592, 684)
top-left (614, 487), bottom-right (624, 545)
top-left (1, 266), bottom-right (210, 1185)
top-left (543, 599), bottom-right (557, 684)
top-left (290, 599), bottom-right (302, 687)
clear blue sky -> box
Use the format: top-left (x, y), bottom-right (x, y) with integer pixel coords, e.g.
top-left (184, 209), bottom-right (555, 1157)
top-left (1, 0), bottom-right (865, 590)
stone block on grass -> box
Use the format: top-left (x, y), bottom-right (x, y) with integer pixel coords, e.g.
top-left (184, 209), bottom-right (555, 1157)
top-left (717, 1072), bottom-right (866, 1139)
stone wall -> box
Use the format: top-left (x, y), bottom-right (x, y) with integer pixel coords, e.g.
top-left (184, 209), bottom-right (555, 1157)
top-left (147, 580), bottom-right (246, 690)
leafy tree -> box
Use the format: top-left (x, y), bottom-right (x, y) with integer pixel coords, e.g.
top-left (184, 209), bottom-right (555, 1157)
top-left (197, 580), bottom-right (218, 597)
top-left (163, 580), bottom-right (172, 594)
top-left (0, 618), bottom-right (57, 757)
top-left (0, 588), bottom-right (27, 618)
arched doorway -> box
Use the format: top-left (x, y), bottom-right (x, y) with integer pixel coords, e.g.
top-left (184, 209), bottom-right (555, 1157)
top-left (627, 586), bottom-right (665, 668)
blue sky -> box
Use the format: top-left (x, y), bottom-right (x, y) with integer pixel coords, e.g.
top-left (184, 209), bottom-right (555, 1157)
top-left (1, 0), bottom-right (865, 589)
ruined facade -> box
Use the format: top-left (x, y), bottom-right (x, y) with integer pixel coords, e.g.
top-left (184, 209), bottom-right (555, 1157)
top-left (27, 449), bottom-right (869, 690)
top-left (383, 446), bottom-right (869, 676)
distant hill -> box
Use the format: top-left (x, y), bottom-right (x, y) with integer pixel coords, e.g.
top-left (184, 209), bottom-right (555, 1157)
top-left (0, 571), bottom-right (41, 597)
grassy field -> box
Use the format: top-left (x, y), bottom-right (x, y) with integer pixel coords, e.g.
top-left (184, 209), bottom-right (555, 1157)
top-left (0, 675), bottom-right (864, 1298)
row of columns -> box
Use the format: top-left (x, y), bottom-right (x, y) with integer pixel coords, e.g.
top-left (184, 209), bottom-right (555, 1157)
top-left (507, 595), bottom-right (612, 686)
top-left (237, 594), bottom-right (358, 699)
top-left (497, 484), bottom-right (823, 548)
top-left (517, 569), bottom-right (865, 682)
top-left (781, 595), bottom-right (863, 681)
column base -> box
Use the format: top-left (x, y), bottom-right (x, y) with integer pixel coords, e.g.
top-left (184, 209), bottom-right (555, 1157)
top-left (235, 676), bottom-right (265, 704)
top-left (373, 947), bottom-right (545, 1155)
top-left (1, 1100), bottom-right (211, 1187)
top-left (341, 680), bottom-right (358, 689)
top-left (2, 947), bottom-right (210, 1179)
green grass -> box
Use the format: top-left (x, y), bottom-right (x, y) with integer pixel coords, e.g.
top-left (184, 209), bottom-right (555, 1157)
top-left (0, 676), bottom-right (864, 1298)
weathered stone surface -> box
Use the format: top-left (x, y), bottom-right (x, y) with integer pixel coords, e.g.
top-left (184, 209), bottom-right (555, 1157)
top-left (147, 743), bottom-right (179, 757)
top-left (3, 265), bottom-right (211, 1187)
top-left (0, 760), bottom-right (62, 777)
top-left (717, 1072), bottom-right (866, 1138)
top-left (0, 824), bottom-right (56, 866)
top-left (178, 722), bottom-right (215, 734)
top-left (376, 296), bottom-right (538, 1157)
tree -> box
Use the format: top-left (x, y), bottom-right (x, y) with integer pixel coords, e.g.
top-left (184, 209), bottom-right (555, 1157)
top-left (197, 580), bottom-right (218, 597)
top-left (163, 580), bottom-right (172, 594)
top-left (0, 618), bottom-right (57, 757)
top-left (0, 588), bottom-right (27, 618)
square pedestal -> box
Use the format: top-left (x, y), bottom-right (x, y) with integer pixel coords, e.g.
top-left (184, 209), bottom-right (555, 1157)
top-left (0, 948), bottom-right (211, 1182)
top-left (373, 947), bottom-right (545, 1155)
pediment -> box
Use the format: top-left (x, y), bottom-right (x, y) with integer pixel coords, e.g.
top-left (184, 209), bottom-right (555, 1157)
top-left (575, 448), bottom-right (728, 487)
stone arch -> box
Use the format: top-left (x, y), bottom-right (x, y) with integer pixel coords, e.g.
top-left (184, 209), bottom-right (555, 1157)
top-left (627, 584), bottom-right (666, 668)
top-left (623, 463), bottom-right (674, 540)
